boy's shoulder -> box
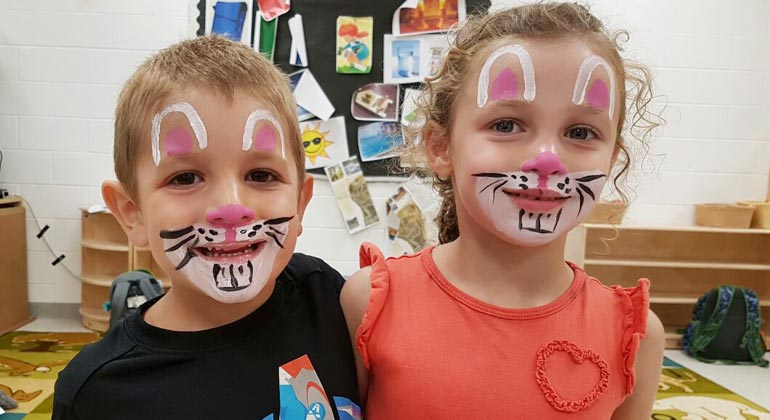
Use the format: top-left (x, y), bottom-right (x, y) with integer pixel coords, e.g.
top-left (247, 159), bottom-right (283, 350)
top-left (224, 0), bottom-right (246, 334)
top-left (53, 323), bottom-right (137, 408)
top-left (281, 252), bottom-right (346, 294)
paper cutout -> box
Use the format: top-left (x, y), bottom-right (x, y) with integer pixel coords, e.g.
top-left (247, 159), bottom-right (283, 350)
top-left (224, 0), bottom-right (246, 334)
top-left (392, 0), bottom-right (466, 36)
top-left (386, 176), bottom-right (439, 256)
top-left (336, 16), bottom-right (374, 74)
top-left (357, 121), bottom-right (404, 162)
top-left (205, 0), bottom-right (254, 45)
top-left (256, 0), bottom-right (290, 21)
top-left (300, 116), bottom-right (349, 169)
top-left (383, 34), bottom-right (449, 84)
top-left (351, 83), bottom-right (399, 121)
top-left (325, 156), bottom-right (380, 234)
top-left (254, 11), bottom-right (278, 61)
top-left (290, 69), bottom-right (335, 121)
top-left (400, 88), bottom-right (423, 128)
top-left (288, 14), bottom-right (308, 67)
top-left (288, 71), bottom-right (314, 122)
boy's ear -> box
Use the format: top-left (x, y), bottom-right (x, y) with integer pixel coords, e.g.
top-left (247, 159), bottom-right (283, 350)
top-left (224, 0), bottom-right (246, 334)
top-left (295, 174), bottom-right (314, 237)
top-left (102, 180), bottom-right (149, 248)
top-left (424, 120), bottom-right (452, 178)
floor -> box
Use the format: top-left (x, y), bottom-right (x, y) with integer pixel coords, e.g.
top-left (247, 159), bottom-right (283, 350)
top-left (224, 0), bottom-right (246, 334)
top-left (18, 316), bottom-right (770, 410)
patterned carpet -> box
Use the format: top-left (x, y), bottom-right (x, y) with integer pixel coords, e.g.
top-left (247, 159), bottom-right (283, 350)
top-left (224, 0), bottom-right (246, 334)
top-left (0, 331), bottom-right (768, 419)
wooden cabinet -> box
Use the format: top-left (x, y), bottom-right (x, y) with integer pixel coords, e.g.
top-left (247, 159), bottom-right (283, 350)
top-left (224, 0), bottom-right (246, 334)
top-left (80, 210), bottom-right (168, 331)
top-left (576, 224), bottom-right (770, 349)
top-left (0, 196), bottom-right (34, 335)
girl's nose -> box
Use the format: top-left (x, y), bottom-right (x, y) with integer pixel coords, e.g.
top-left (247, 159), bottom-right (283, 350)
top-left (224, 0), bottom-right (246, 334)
top-left (522, 151), bottom-right (567, 176)
top-left (205, 204), bottom-right (255, 227)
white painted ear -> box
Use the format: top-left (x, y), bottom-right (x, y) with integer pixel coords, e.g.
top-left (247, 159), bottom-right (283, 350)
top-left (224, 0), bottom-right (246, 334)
top-left (102, 180), bottom-right (149, 247)
top-left (423, 120), bottom-right (452, 179)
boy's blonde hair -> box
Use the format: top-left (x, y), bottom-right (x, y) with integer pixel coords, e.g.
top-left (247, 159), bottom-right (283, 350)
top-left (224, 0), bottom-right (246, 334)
top-left (114, 36), bottom-right (304, 200)
top-left (404, 2), bottom-right (661, 244)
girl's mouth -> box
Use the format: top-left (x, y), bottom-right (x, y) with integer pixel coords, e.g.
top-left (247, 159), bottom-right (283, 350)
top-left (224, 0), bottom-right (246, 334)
top-left (503, 189), bottom-right (569, 213)
top-left (195, 241), bottom-right (264, 262)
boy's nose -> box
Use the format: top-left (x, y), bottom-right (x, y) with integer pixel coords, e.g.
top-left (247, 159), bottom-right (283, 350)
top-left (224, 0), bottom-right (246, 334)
top-left (521, 151), bottom-right (567, 188)
top-left (206, 204), bottom-right (255, 227)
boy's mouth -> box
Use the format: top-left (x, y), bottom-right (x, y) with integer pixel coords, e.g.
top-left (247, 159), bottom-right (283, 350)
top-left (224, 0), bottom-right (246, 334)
top-left (194, 240), bottom-right (264, 262)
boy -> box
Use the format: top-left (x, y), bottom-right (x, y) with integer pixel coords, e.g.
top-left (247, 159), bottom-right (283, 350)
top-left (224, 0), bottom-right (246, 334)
top-left (53, 36), bottom-right (361, 420)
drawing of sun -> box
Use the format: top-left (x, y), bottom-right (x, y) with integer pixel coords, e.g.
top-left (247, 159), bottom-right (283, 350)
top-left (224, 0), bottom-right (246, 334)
top-left (301, 123), bottom-right (334, 164)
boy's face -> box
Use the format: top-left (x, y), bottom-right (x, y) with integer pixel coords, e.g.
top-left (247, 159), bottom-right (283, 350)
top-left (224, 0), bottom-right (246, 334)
top-left (117, 88), bottom-right (311, 304)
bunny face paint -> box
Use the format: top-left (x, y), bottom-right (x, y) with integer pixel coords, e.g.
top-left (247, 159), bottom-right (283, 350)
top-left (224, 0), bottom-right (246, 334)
top-left (142, 90), bottom-right (304, 304)
top-left (447, 38), bottom-right (619, 247)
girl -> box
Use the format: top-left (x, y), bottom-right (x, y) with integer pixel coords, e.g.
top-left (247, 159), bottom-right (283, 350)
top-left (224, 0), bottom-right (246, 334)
top-left (341, 2), bottom-right (665, 419)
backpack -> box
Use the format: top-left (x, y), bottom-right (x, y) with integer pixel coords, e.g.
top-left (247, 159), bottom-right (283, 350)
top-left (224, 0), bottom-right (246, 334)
top-left (104, 270), bottom-right (164, 330)
top-left (681, 285), bottom-right (768, 367)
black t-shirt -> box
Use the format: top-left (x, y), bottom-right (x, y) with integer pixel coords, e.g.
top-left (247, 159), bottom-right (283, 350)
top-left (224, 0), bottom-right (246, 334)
top-left (53, 253), bottom-right (360, 420)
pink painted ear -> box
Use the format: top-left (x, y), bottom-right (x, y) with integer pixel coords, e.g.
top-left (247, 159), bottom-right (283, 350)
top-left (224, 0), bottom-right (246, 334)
top-left (490, 68), bottom-right (518, 102)
top-left (253, 123), bottom-right (277, 152)
top-left (586, 80), bottom-right (610, 111)
top-left (164, 127), bottom-right (194, 157)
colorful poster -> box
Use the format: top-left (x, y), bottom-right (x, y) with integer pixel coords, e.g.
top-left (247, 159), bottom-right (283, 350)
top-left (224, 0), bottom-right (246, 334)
top-left (325, 157), bottom-right (380, 234)
top-left (299, 117), bottom-right (349, 170)
top-left (392, 0), bottom-right (466, 36)
top-left (205, 0), bottom-right (254, 45)
top-left (383, 34), bottom-right (449, 84)
top-left (336, 16), bottom-right (374, 74)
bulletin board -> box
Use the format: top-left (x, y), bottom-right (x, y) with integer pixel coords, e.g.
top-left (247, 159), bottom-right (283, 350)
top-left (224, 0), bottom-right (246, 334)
top-left (195, 0), bottom-right (490, 177)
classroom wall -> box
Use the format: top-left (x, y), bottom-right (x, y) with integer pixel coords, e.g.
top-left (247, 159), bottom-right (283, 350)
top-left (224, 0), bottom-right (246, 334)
top-left (0, 0), bottom-right (768, 303)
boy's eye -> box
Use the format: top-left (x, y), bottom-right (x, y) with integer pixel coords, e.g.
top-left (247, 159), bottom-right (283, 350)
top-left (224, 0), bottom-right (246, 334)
top-left (567, 126), bottom-right (599, 141)
top-left (492, 119), bottom-right (522, 134)
top-left (169, 172), bottom-right (202, 186)
top-left (247, 170), bottom-right (277, 183)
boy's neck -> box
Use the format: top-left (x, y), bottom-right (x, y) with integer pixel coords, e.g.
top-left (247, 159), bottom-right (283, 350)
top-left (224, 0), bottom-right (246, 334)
top-left (142, 280), bottom-right (276, 331)
top-left (433, 223), bottom-right (575, 309)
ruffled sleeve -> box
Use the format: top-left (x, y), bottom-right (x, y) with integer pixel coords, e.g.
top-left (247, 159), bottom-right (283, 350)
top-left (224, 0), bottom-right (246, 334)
top-left (616, 278), bottom-right (650, 396)
top-left (355, 242), bottom-right (391, 369)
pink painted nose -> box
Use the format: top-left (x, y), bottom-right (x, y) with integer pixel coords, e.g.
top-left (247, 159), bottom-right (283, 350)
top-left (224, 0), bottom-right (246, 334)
top-left (522, 151), bottom-right (567, 175)
top-left (205, 204), bottom-right (255, 227)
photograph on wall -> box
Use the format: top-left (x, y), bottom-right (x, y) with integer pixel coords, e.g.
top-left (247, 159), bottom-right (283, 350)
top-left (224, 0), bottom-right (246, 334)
top-left (392, 0), bottom-right (466, 36)
top-left (256, 0), bottom-right (291, 21)
top-left (400, 88), bottom-right (423, 127)
top-left (351, 83), bottom-right (400, 122)
top-left (385, 176), bottom-right (440, 256)
top-left (325, 156), bottom-right (380, 234)
top-left (204, 0), bottom-right (254, 45)
top-left (383, 34), bottom-right (449, 84)
top-left (336, 16), bottom-right (374, 74)
top-left (300, 117), bottom-right (349, 170)
top-left (357, 121), bottom-right (404, 162)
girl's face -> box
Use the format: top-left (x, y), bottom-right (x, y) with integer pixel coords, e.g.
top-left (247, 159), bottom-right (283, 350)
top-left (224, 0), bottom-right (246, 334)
top-left (436, 37), bottom-right (620, 247)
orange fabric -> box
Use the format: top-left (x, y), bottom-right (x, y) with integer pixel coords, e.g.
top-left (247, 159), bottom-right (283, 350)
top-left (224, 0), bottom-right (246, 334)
top-left (356, 242), bottom-right (649, 418)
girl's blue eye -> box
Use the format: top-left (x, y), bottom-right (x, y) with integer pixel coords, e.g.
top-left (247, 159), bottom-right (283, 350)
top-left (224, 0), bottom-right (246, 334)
top-left (247, 170), bottom-right (277, 183)
top-left (567, 126), bottom-right (598, 141)
top-left (493, 119), bottom-right (521, 134)
top-left (170, 172), bottom-right (201, 186)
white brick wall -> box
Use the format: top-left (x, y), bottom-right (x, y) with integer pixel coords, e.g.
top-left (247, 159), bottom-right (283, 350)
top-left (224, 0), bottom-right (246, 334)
top-left (1, 0), bottom-right (769, 303)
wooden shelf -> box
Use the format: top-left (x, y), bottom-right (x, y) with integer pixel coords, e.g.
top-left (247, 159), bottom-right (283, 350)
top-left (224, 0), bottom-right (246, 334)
top-left (583, 223), bottom-right (770, 235)
top-left (651, 295), bottom-right (770, 306)
top-left (585, 259), bottom-right (770, 271)
top-left (81, 239), bottom-right (130, 252)
top-left (80, 274), bottom-right (117, 287)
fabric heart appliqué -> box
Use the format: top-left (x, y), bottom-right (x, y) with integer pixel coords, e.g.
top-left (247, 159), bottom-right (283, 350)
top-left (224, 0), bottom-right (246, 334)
top-left (535, 339), bottom-right (610, 412)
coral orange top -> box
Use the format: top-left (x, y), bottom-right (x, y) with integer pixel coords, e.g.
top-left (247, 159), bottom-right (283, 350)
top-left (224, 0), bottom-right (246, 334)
top-left (356, 243), bottom-right (649, 418)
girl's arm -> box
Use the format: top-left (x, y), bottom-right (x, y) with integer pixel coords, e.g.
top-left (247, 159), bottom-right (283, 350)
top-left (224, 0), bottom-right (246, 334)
top-left (611, 310), bottom-right (665, 420)
top-left (340, 267), bottom-right (373, 405)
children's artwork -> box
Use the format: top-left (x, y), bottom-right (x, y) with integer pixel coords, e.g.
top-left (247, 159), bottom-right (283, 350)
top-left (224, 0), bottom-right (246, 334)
top-left (392, 0), bottom-right (466, 36)
top-left (325, 156), bottom-right (380, 234)
top-left (288, 14), bottom-right (308, 67)
top-left (336, 16), bottom-right (374, 74)
top-left (205, 0), bottom-right (254, 45)
top-left (288, 69), bottom-right (335, 121)
top-left (351, 83), bottom-right (399, 122)
top-left (254, 11), bottom-right (278, 61)
top-left (357, 122), bottom-right (404, 162)
top-left (385, 176), bottom-right (440, 256)
top-left (400, 88), bottom-right (423, 127)
top-left (383, 34), bottom-right (449, 84)
top-left (256, 0), bottom-right (290, 21)
top-left (299, 117), bottom-right (349, 170)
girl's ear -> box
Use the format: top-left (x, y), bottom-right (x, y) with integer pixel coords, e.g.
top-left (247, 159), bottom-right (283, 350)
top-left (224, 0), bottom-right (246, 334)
top-left (102, 180), bottom-right (149, 248)
top-left (424, 120), bottom-right (452, 178)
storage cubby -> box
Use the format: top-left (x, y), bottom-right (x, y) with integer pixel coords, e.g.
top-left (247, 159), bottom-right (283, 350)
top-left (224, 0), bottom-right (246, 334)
top-left (80, 210), bottom-right (169, 331)
top-left (580, 224), bottom-right (770, 349)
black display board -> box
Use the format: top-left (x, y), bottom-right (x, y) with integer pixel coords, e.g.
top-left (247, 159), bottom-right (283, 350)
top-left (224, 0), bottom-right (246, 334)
top-left (197, 0), bottom-right (490, 177)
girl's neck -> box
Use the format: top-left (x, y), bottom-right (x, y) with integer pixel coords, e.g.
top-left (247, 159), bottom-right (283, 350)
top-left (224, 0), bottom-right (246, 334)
top-left (432, 221), bottom-right (575, 309)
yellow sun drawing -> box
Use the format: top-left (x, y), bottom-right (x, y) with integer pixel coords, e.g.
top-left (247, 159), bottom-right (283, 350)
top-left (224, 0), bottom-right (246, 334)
top-left (301, 123), bottom-right (334, 164)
